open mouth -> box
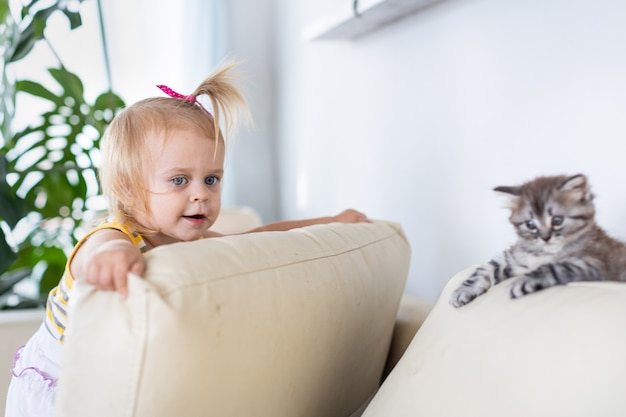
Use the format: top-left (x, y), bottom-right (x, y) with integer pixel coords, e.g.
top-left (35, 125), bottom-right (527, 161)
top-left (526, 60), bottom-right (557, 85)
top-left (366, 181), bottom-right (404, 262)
top-left (183, 214), bottom-right (206, 220)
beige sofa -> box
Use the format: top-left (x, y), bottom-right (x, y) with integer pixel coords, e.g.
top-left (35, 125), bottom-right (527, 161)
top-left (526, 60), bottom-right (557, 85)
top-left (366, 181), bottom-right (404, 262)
top-left (0, 210), bottom-right (269, 413)
top-left (13, 208), bottom-right (626, 417)
top-left (49, 213), bottom-right (428, 417)
top-left (11, 208), bottom-right (621, 417)
top-left (363, 266), bottom-right (626, 417)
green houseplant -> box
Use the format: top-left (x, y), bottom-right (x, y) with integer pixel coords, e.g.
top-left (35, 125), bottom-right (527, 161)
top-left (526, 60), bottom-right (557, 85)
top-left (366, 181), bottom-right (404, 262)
top-left (0, 0), bottom-right (124, 308)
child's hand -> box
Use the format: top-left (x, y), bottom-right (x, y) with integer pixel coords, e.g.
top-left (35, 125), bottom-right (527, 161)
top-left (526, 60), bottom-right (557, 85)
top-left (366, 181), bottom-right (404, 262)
top-left (244, 209), bottom-right (370, 233)
top-left (332, 209), bottom-right (370, 223)
top-left (78, 237), bottom-right (145, 299)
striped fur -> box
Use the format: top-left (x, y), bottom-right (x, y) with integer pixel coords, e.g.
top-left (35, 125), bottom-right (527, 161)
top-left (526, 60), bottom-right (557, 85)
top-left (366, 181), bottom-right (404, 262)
top-left (450, 174), bottom-right (626, 308)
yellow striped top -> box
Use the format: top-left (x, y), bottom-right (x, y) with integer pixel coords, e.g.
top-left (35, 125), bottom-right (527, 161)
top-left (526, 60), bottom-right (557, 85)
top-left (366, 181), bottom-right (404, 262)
top-left (44, 219), bottom-right (147, 343)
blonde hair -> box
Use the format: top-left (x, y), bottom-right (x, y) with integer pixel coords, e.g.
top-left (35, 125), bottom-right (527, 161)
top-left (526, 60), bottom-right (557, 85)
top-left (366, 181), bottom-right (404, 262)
top-left (99, 62), bottom-right (250, 234)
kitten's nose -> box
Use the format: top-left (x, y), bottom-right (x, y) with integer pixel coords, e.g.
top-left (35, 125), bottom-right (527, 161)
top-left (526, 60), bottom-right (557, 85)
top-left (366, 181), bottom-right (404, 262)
top-left (540, 232), bottom-right (552, 242)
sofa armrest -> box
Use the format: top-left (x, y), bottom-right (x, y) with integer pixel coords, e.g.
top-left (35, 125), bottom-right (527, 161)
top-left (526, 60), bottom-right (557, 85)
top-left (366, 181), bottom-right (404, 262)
top-left (383, 293), bottom-right (434, 379)
top-left (365, 266), bottom-right (626, 417)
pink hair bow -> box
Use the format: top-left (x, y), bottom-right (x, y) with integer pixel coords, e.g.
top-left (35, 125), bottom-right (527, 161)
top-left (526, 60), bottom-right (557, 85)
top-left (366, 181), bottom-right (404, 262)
top-left (156, 84), bottom-right (212, 116)
top-left (156, 85), bottom-right (197, 103)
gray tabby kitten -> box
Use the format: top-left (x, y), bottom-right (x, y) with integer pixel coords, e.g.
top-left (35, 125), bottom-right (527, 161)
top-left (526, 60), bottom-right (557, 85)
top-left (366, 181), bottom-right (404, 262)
top-left (450, 174), bottom-right (626, 308)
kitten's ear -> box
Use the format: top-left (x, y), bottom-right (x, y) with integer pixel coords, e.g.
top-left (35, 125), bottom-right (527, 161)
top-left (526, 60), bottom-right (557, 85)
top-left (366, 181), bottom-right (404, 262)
top-left (493, 185), bottom-right (521, 208)
top-left (560, 174), bottom-right (592, 201)
top-left (493, 185), bottom-right (521, 196)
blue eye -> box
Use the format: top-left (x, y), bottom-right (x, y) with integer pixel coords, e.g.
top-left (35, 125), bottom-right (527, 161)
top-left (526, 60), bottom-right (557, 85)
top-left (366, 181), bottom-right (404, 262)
top-left (552, 216), bottom-right (564, 227)
top-left (525, 220), bottom-right (537, 230)
top-left (172, 177), bottom-right (188, 186)
top-left (205, 176), bottom-right (219, 186)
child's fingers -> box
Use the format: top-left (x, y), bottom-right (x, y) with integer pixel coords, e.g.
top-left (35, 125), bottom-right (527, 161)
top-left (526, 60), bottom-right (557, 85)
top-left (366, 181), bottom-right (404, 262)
top-left (85, 263), bottom-right (114, 291)
top-left (129, 259), bottom-right (145, 277)
top-left (113, 269), bottom-right (128, 299)
top-left (336, 209), bottom-right (369, 223)
top-left (352, 210), bottom-right (369, 222)
top-left (117, 259), bottom-right (146, 298)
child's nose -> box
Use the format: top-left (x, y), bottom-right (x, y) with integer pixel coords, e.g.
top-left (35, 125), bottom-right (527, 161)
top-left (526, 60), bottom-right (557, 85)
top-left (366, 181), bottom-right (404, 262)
top-left (190, 184), bottom-right (209, 202)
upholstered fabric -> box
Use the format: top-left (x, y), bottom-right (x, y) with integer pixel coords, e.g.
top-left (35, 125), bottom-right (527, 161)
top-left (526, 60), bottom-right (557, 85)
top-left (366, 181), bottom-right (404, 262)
top-left (54, 221), bottom-right (410, 417)
top-left (210, 206), bottom-right (264, 234)
top-left (382, 294), bottom-right (434, 379)
top-left (362, 266), bottom-right (626, 417)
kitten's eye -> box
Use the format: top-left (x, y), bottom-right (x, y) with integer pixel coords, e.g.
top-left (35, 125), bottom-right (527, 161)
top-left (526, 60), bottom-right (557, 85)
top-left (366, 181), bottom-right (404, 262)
top-left (552, 216), bottom-right (564, 227)
top-left (171, 177), bottom-right (188, 186)
top-left (525, 220), bottom-right (538, 230)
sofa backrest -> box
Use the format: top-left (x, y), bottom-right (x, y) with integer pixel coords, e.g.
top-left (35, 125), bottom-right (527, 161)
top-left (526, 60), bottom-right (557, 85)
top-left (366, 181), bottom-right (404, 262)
top-left (55, 220), bottom-right (410, 417)
top-left (363, 265), bottom-right (626, 417)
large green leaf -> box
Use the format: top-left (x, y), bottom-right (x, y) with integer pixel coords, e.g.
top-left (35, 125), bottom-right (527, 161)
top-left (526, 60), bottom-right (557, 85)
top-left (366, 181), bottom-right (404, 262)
top-left (49, 67), bottom-right (85, 101)
top-left (38, 247), bottom-right (65, 295)
top-left (0, 154), bottom-right (30, 226)
top-left (92, 91), bottom-right (125, 132)
top-left (61, 9), bottom-right (82, 30)
top-left (9, 242), bottom-right (68, 299)
top-left (0, 228), bottom-right (16, 273)
top-left (0, 0), bottom-right (122, 295)
top-left (5, 66), bottom-right (124, 246)
top-left (11, 1), bottom-right (85, 63)
top-left (8, 28), bottom-right (35, 63)
top-left (94, 91), bottom-right (125, 112)
top-left (9, 68), bottom-right (98, 217)
top-left (16, 79), bottom-right (62, 103)
top-left (0, 1), bottom-right (9, 23)
top-left (9, 9), bottom-right (45, 62)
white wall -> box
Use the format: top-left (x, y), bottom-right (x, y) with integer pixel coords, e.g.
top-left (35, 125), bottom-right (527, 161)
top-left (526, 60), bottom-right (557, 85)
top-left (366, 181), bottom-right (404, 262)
top-left (221, 0), bottom-right (280, 220)
top-left (271, 0), bottom-right (626, 301)
top-left (15, 0), bottom-right (626, 302)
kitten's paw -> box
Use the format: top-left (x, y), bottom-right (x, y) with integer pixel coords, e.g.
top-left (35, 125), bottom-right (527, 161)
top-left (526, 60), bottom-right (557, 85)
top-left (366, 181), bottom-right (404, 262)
top-left (509, 276), bottom-right (542, 299)
top-left (449, 286), bottom-right (485, 308)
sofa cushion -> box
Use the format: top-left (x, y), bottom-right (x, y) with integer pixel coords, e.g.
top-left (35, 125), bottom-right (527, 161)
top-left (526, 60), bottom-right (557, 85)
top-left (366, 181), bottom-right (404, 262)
top-left (363, 266), bottom-right (626, 417)
top-left (55, 220), bottom-right (410, 417)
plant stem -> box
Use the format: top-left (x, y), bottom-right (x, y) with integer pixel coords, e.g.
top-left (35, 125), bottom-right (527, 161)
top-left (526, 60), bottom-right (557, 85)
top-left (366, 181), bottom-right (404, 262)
top-left (44, 38), bottom-right (64, 69)
top-left (96, 0), bottom-right (112, 92)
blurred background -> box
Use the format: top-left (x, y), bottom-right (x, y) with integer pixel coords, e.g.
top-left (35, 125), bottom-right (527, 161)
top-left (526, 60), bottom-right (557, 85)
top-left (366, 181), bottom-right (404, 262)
top-left (12, 0), bottom-right (626, 301)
